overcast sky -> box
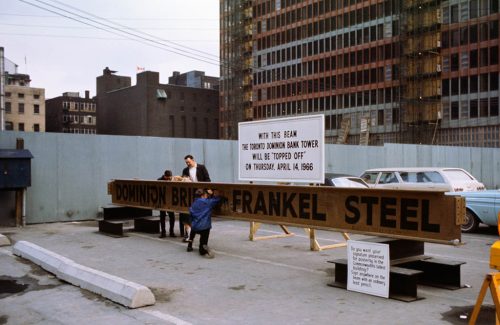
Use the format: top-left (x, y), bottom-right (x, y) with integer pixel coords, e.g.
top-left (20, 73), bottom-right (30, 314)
top-left (2, 0), bottom-right (220, 98)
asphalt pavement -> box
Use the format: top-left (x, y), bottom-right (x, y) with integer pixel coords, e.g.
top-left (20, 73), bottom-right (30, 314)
top-left (0, 219), bottom-right (498, 325)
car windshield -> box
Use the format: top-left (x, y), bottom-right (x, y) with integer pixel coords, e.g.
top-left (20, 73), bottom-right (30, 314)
top-left (360, 172), bottom-right (378, 184)
top-left (400, 171), bottom-right (445, 183)
top-left (331, 178), bottom-right (368, 188)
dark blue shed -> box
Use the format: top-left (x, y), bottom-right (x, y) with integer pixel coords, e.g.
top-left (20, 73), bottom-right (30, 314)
top-left (0, 149), bottom-right (34, 189)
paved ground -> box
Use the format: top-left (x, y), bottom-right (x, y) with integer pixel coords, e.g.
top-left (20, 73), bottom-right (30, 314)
top-left (0, 219), bottom-right (498, 324)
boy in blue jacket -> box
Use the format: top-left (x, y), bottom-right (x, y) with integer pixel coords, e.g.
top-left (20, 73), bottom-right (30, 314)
top-left (187, 188), bottom-right (221, 258)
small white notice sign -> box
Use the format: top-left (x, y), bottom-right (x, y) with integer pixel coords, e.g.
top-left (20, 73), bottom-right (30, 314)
top-left (347, 240), bottom-right (390, 298)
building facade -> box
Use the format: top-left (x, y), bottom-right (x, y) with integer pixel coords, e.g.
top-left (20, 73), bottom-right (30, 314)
top-left (96, 68), bottom-right (219, 139)
top-left (220, 0), bottom-right (254, 140)
top-left (168, 70), bottom-right (219, 90)
top-left (45, 91), bottom-right (97, 134)
top-left (4, 71), bottom-right (45, 132)
top-left (438, 0), bottom-right (500, 147)
top-left (221, 0), bottom-right (500, 147)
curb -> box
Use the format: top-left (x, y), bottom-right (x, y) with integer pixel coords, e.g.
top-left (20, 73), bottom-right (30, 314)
top-left (12, 240), bottom-right (155, 308)
top-left (0, 234), bottom-right (11, 247)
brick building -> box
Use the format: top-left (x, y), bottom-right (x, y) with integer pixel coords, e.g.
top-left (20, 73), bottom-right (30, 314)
top-left (96, 68), bottom-right (219, 138)
top-left (221, 0), bottom-right (500, 147)
top-left (45, 91), bottom-right (97, 134)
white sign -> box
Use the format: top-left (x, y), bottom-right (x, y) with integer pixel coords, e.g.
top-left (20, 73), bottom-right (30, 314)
top-left (238, 115), bottom-right (325, 183)
top-left (347, 240), bottom-right (390, 298)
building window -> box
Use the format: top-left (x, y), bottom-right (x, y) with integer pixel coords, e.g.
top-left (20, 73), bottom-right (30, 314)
top-left (470, 49), bottom-right (478, 68)
top-left (491, 73), bottom-right (499, 90)
top-left (451, 78), bottom-right (459, 95)
top-left (480, 73), bottom-right (488, 92)
top-left (377, 110), bottom-right (384, 125)
top-left (18, 123), bottom-right (25, 131)
top-left (34, 94), bottom-right (40, 100)
top-left (470, 75), bottom-right (478, 92)
top-left (5, 92), bottom-right (11, 98)
top-left (156, 89), bottom-right (167, 99)
top-left (18, 93), bottom-right (24, 99)
top-left (450, 4), bottom-right (459, 23)
top-left (5, 121), bottom-right (13, 130)
top-left (451, 54), bottom-right (459, 71)
top-left (470, 0), bottom-right (478, 18)
top-left (480, 98), bottom-right (489, 117)
top-left (33, 124), bottom-right (40, 132)
top-left (491, 46), bottom-right (499, 65)
top-left (34, 104), bottom-right (40, 114)
top-left (18, 103), bottom-right (25, 114)
top-left (470, 24), bottom-right (478, 44)
top-left (460, 77), bottom-right (468, 94)
top-left (491, 97), bottom-right (499, 116)
top-left (5, 102), bottom-right (11, 113)
top-left (470, 99), bottom-right (478, 117)
top-left (480, 48), bottom-right (488, 66)
top-left (451, 101), bottom-right (459, 119)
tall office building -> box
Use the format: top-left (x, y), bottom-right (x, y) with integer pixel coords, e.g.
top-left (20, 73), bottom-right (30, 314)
top-left (220, 0), bottom-right (254, 139)
top-left (221, 0), bottom-right (500, 147)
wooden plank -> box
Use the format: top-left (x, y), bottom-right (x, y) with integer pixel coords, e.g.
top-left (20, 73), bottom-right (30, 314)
top-left (249, 222), bottom-right (295, 241)
top-left (15, 189), bottom-right (23, 227)
top-left (108, 180), bottom-right (464, 245)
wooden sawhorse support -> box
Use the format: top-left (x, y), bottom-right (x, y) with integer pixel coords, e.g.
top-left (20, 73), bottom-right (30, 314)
top-left (305, 228), bottom-right (350, 251)
top-left (249, 222), bottom-right (349, 251)
top-left (249, 222), bottom-right (294, 241)
top-left (469, 272), bottom-right (500, 324)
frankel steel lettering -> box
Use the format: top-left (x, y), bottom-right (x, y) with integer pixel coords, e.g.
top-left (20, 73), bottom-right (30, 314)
top-left (344, 195), bottom-right (440, 233)
top-left (116, 183), bottom-right (166, 206)
top-left (232, 190), bottom-right (326, 220)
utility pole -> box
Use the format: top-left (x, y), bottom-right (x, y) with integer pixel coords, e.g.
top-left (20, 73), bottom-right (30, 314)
top-left (0, 47), bottom-right (5, 131)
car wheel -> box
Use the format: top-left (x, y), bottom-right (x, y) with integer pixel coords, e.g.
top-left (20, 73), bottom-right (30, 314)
top-left (461, 210), bottom-right (479, 233)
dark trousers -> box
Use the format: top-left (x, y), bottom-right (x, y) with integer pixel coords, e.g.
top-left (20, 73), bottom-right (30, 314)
top-left (179, 213), bottom-right (191, 237)
top-left (159, 211), bottom-right (177, 235)
top-left (188, 228), bottom-right (211, 255)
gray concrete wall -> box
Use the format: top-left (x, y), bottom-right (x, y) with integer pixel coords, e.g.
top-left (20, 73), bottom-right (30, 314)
top-left (1, 131), bottom-right (499, 224)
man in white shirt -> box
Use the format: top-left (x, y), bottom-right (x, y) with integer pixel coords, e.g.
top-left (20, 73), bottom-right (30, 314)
top-left (179, 154), bottom-right (211, 241)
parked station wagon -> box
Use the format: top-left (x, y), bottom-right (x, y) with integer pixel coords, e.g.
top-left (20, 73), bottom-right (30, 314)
top-left (360, 167), bottom-right (486, 192)
top-left (454, 190), bottom-right (500, 233)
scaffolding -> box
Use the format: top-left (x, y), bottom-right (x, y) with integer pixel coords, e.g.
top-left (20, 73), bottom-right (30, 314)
top-left (399, 0), bottom-right (442, 144)
top-left (219, 0), bottom-right (253, 140)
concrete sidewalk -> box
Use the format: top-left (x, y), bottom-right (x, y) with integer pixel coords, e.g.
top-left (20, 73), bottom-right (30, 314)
top-left (0, 219), bottom-right (497, 324)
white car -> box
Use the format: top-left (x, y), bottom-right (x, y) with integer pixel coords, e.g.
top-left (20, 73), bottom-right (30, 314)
top-left (324, 173), bottom-right (370, 188)
top-left (360, 167), bottom-right (485, 192)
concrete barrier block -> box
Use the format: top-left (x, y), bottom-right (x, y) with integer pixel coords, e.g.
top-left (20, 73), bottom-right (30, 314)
top-left (12, 240), bottom-right (155, 308)
top-left (12, 240), bottom-right (74, 275)
top-left (0, 234), bottom-right (11, 247)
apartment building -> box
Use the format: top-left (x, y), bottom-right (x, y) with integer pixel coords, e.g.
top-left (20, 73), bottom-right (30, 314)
top-left (45, 91), bottom-right (97, 134)
top-left (3, 61), bottom-right (45, 132)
